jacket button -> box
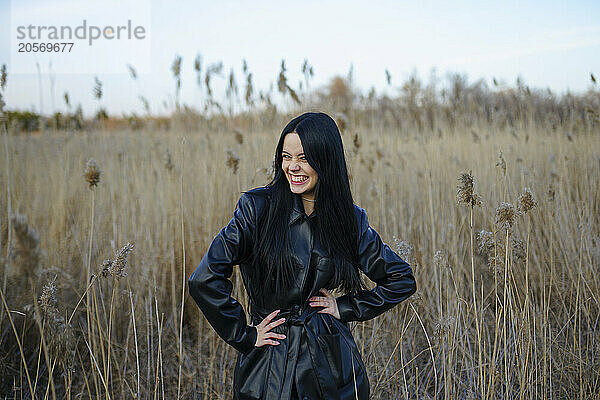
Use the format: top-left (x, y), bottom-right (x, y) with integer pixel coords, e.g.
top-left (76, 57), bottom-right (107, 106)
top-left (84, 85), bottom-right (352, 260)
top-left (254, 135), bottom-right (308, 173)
top-left (292, 304), bottom-right (300, 311)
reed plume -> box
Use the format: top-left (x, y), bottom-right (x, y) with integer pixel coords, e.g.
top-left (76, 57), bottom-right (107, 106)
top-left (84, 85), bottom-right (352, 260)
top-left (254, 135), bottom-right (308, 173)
top-left (84, 158), bottom-right (101, 188)
top-left (38, 276), bottom-right (75, 369)
top-left (172, 55), bottom-right (182, 109)
top-left (0, 64), bottom-right (7, 91)
top-left (433, 249), bottom-right (451, 270)
top-left (456, 171), bottom-right (482, 207)
top-left (496, 202), bottom-right (516, 230)
top-left (277, 60), bottom-right (301, 105)
top-left (517, 188), bottom-right (537, 215)
top-left (99, 242), bottom-right (134, 279)
top-left (226, 149), bottom-right (240, 174)
top-left (233, 128), bottom-right (244, 144)
top-left (8, 213), bottom-right (45, 279)
top-left (353, 133), bottom-right (361, 153)
top-left (456, 170), bottom-right (483, 398)
top-left (496, 151), bottom-right (506, 176)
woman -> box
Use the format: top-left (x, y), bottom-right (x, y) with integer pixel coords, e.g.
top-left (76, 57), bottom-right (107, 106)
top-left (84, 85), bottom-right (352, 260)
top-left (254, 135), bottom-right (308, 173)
top-left (188, 112), bottom-right (416, 400)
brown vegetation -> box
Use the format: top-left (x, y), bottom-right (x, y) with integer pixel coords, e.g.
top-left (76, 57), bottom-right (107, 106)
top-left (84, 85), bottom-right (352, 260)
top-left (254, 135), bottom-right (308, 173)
top-left (0, 61), bottom-right (599, 398)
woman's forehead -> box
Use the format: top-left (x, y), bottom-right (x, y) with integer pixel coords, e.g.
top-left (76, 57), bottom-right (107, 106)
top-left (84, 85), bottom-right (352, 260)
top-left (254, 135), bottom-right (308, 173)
top-left (282, 133), bottom-right (304, 154)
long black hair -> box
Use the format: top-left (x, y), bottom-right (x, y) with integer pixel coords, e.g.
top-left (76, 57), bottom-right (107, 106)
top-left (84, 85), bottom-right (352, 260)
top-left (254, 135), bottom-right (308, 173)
top-left (249, 112), bottom-right (366, 301)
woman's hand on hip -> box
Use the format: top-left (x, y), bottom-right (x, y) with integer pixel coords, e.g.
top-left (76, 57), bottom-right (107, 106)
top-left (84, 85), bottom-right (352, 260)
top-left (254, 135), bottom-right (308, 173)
top-left (254, 309), bottom-right (287, 347)
top-left (309, 288), bottom-right (340, 320)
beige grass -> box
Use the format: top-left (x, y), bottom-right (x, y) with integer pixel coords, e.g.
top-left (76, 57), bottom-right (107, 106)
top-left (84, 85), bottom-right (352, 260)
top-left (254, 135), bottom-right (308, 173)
top-left (0, 120), bottom-right (599, 399)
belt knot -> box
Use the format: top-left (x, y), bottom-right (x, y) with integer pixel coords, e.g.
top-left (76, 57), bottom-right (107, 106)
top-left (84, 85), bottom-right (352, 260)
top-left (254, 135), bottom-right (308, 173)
top-left (250, 303), bottom-right (315, 327)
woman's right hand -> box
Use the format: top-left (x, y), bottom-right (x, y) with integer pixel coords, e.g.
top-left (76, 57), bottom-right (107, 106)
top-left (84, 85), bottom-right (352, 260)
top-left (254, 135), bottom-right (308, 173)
top-left (254, 309), bottom-right (287, 347)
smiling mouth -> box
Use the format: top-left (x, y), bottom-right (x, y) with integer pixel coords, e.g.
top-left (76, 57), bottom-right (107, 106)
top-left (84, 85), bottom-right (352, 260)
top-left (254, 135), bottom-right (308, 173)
top-left (290, 175), bottom-right (308, 184)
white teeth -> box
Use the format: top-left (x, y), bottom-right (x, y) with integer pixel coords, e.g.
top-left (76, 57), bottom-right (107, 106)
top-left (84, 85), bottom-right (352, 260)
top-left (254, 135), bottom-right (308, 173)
top-left (291, 175), bottom-right (308, 183)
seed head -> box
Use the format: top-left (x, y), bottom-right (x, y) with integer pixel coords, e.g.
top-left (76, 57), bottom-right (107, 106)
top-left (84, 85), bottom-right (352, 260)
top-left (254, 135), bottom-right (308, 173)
top-left (434, 315), bottom-right (456, 341)
top-left (474, 229), bottom-right (508, 273)
top-left (0, 64), bottom-right (7, 91)
top-left (496, 202), bottom-right (516, 230)
top-left (335, 113), bottom-right (348, 133)
top-left (194, 54), bottom-right (202, 74)
top-left (9, 213), bottom-right (44, 278)
top-left (433, 249), bottom-right (451, 270)
top-left (496, 151), bottom-right (506, 176)
top-left (353, 133), bottom-right (361, 152)
top-left (99, 259), bottom-right (112, 278)
top-left (487, 251), bottom-right (505, 274)
top-left (84, 158), bottom-right (101, 188)
top-left (93, 76), bottom-right (103, 100)
top-left (476, 230), bottom-right (495, 255)
top-left (100, 242), bottom-right (134, 279)
top-left (517, 188), bottom-right (538, 214)
top-left (37, 276), bottom-right (75, 369)
top-left (392, 236), bottom-right (417, 271)
top-left (456, 171), bottom-right (482, 207)
top-left (512, 238), bottom-right (526, 263)
top-left (39, 276), bottom-right (58, 316)
top-left (0, 93), bottom-right (5, 114)
top-left (127, 64), bottom-right (137, 80)
top-left (171, 55), bottom-right (182, 78)
top-left (226, 149), bottom-right (240, 174)
top-left (233, 128), bottom-right (244, 144)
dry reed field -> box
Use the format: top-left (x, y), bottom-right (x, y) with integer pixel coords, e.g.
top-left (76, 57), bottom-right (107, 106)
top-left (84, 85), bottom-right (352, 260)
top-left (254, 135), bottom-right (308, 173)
top-left (1, 66), bottom-right (600, 398)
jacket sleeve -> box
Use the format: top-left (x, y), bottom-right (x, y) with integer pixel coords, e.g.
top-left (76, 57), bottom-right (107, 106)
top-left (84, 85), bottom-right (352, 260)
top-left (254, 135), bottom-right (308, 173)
top-left (188, 192), bottom-right (258, 354)
top-left (336, 208), bottom-right (417, 323)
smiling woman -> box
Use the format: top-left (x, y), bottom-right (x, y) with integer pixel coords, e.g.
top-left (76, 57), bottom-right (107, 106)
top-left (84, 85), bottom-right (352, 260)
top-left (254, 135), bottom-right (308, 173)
top-left (282, 132), bottom-right (319, 215)
top-left (188, 112), bottom-right (416, 399)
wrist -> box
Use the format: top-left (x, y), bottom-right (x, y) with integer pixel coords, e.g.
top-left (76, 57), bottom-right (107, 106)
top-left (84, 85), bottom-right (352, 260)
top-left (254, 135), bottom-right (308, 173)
top-left (335, 294), bottom-right (355, 323)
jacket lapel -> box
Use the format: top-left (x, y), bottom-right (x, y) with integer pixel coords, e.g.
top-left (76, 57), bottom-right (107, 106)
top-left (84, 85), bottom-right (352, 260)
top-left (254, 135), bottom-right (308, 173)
top-left (288, 194), bottom-right (313, 271)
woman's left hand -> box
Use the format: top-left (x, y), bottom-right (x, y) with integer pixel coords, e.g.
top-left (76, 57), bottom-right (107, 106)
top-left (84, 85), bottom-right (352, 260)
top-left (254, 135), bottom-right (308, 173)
top-left (309, 288), bottom-right (340, 320)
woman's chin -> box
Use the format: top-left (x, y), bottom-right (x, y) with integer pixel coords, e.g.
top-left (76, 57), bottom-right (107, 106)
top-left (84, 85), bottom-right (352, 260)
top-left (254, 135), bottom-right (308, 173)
top-left (288, 182), bottom-right (304, 192)
top-left (288, 179), bottom-right (315, 195)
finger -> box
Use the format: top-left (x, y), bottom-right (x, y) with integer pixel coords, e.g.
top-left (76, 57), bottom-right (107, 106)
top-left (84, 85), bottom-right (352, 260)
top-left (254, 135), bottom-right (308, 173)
top-left (265, 332), bottom-right (287, 340)
top-left (312, 296), bottom-right (327, 303)
top-left (266, 317), bottom-right (286, 330)
top-left (319, 288), bottom-right (331, 297)
top-left (259, 310), bottom-right (280, 327)
top-left (263, 339), bottom-right (280, 346)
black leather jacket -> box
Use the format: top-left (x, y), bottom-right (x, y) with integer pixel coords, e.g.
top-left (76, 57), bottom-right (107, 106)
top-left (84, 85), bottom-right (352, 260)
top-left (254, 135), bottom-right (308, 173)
top-left (188, 186), bottom-right (416, 400)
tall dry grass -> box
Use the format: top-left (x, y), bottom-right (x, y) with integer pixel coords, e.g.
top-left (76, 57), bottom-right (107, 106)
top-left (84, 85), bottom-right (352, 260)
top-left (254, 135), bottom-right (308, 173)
top-left (0, 118), bottom-right (598, 399)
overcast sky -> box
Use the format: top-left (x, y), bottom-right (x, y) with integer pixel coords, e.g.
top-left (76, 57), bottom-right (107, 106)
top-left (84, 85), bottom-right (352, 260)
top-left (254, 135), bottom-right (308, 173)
top-left (1, 0), bottom-right (599, 116)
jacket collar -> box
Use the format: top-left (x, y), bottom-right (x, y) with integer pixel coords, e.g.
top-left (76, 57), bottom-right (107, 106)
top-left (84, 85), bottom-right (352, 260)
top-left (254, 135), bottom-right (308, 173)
top-left (289, 194), bottom-right (316, 226)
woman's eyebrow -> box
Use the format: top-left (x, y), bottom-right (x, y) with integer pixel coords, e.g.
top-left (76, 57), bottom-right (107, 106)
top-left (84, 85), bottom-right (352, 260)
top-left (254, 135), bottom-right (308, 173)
top-left (282, 150), bottom-right (305, 155)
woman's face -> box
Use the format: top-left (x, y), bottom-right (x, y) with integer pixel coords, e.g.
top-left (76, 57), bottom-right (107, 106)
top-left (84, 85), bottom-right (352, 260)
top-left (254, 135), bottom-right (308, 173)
top-left (281, 132), bottom-right (318, 198)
